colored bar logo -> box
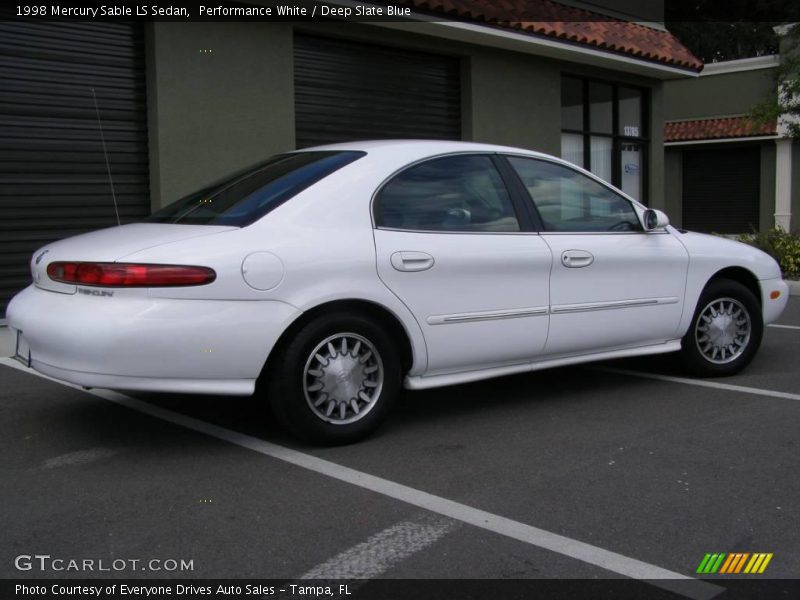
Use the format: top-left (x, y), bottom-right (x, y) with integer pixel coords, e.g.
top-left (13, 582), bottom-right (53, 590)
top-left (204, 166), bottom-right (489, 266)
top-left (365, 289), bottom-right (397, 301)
top-left (696, 553), bottom-right (773, 574)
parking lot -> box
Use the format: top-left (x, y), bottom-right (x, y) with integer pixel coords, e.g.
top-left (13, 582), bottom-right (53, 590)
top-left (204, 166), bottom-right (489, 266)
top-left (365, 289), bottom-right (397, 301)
top-left (2, 298), bottom-right (799, 599)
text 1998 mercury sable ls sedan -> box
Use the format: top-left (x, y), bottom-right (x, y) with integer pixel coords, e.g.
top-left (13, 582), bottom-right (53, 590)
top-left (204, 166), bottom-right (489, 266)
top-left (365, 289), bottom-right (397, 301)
top-left (8, 141), bottom-right (789, 443)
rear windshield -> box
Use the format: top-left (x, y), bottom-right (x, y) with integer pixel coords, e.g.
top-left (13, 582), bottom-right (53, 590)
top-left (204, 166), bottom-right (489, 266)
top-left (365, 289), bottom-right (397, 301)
top-left (146, 151), bottom-right (365, 226)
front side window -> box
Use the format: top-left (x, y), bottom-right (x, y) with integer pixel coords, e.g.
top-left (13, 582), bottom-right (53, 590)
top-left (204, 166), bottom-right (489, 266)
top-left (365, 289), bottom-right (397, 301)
top-left (560, 76), bottom-right (648, 202)
top-left (147, 151), bottom-right (365, 226)
top-left (374, 155), bottom-right (520, 232)
top-left (507, 156), bottom-right (642, 233)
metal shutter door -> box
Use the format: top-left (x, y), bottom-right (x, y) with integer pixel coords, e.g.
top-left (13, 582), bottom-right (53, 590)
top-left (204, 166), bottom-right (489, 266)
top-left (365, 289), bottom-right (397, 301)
top-left (682, 146), bottom-right (760, 234)
top-left (0, 20), bottom-right (150, 316)
top-left (294, 35), bottom-right (461, 148)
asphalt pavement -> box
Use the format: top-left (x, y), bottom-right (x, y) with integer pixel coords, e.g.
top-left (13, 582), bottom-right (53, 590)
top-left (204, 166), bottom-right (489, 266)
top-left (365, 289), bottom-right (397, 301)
top-left (1, 298), bottom-right (798, 599)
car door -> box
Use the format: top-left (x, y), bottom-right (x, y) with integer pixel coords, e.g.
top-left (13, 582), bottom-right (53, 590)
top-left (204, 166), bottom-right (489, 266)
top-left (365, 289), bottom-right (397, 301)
top-left (505, 155), bottom-right (689, 356)
top-left (372, 153), bottom-right (553, 375)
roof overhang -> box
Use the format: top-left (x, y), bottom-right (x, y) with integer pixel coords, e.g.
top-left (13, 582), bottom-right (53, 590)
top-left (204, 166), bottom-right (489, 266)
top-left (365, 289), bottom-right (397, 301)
top-left (319, 0), bottom-right (699, 80)
top-left (369, 18), bottom-right (699, 80)
top-left (665, 115), bottom-right (777, 144)
top-left (665, 135), bottom-right (779, 146)
top-left (700, 55), bottom-right (779, 77)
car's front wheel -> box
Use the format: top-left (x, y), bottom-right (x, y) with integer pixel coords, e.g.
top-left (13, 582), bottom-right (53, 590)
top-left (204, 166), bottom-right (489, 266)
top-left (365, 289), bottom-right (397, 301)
top-left (267, 313), bottom-right (401, 444)
top-left (680, 278), bottom-right (763, 377)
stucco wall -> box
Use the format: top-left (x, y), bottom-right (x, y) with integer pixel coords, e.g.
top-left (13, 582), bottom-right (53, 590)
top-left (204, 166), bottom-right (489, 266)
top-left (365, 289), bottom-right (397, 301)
top-left (146, 22), bottom-right (666, 210)
top-left (146, 22), bottom-right (295, 209)
top-left (464, 53), bottom-right (561, 154)
top-left (649, 81), bottom-right (666, 210)
top-left (663, 67), bottom-right (776, 121)
top-left (663, 147), bottom-right (682, 225)
top-left (760, 142), bottom-right (777, 231)
top-left (793, 141), bottom-right (800, 232)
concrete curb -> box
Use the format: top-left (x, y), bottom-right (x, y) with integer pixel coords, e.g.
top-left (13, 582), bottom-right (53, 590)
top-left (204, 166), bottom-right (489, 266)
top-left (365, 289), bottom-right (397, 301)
top-left (789, 279), bottom-right (800, 296)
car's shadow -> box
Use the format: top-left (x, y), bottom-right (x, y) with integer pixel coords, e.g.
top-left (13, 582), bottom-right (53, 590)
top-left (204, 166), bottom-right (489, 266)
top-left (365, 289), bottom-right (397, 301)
top-left (117, 353), bottom-right (675, 448)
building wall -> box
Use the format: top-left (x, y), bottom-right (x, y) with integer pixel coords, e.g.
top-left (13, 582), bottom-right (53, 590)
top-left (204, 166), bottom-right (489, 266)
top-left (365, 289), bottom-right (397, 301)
top-left (451, 34), bottom-right (665, 209)
top-left (146, 22), bottom-right (295, 209)
top-left (146, 22), bottom-right (666, 210)
top-left (649, 81), bottom-right (666, 211)
top-left (663, 67), bottom-right (776, 120)
top-left (663, 60), bottom-right (781, 233)
top-left (664, 147), bottom-right (682, 224)
top-left (465, 53), bottom-right (561, 154)
top-left (760, 142), bottom-right (777, 230)
top-left (793, 141), bottom-right (800, 231)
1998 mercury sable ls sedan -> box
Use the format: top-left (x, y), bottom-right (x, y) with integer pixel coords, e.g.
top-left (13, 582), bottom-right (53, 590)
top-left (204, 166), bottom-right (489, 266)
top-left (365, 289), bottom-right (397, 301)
top-left (8, 141), bottom-right (789, 443)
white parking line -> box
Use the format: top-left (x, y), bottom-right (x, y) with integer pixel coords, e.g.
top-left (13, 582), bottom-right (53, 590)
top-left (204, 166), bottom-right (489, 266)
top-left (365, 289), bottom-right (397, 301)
top-left (597, 366), bottom-right (800, 402)
top-left (273, 516), bottom-right (458, 600)
top-left (768, 323), bottom-right (800, 330)
top-left (0, 358), bottom-right (722, 600)
top-left (300, 515), bottom-right (457, 579)
top-left (42, 447), bottom-right (118, 470)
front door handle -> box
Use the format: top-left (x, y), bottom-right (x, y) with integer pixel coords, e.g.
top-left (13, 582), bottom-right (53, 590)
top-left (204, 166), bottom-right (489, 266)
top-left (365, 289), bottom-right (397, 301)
top-left (561, 250), bottom-right (594, 268)
top-left (390, 251), bottom-right (435, 272)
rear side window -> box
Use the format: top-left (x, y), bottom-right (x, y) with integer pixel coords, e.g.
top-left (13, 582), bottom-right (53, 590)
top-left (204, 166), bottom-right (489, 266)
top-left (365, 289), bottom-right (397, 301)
top-left (147, 151), bottom-right (365, 226)
top-left (507, 156), bottom-right (642, 232)
top-left (374, 155), bottom-right (520, 232)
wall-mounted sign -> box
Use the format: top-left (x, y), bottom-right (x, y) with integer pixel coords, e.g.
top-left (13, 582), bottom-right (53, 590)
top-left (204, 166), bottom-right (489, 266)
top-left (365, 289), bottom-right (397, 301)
top-left (624, 163), bottom-right (640, 174)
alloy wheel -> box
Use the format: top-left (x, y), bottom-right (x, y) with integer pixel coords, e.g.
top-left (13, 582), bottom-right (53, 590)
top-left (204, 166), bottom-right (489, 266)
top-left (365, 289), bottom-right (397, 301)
top-left (302, 333), bottom-right (384, 425)
top-left (694, 297), bottom-right (751, 365)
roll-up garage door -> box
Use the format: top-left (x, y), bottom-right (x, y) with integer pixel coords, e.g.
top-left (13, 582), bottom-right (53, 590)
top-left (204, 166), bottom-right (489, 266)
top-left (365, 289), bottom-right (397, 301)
top-left (0, 20), bottom-right (150, 316)
top-left (682, 146), bottom-right (760, 234)
top-left (294, 34), bottom-right (461, 148)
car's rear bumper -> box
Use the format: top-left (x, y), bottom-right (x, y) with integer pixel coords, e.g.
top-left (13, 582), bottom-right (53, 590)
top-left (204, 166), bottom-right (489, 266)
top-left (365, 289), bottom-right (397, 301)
top-left (7, 285), bottom-right (300, 395)
top-left (760, 277), bottom-right (789, 325)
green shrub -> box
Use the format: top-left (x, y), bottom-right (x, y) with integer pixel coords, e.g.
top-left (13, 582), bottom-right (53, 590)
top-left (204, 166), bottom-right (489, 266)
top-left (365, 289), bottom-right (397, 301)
top-left (735, 228), bottom-right (800, 279)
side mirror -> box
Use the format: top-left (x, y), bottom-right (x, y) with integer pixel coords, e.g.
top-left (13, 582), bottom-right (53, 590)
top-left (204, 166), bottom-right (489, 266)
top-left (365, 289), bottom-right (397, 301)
top-left (642, 209), bottom-right (670, 231)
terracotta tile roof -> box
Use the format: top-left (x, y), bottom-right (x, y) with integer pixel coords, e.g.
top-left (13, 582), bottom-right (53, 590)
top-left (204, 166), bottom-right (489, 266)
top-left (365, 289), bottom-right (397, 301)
top-left (392, 0), bottom-right (703, 71)
top-left (665, 116), bottom-right (777, 142)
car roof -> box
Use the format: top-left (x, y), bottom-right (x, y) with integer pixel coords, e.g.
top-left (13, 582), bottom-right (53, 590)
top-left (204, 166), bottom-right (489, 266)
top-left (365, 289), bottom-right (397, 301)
top-left (293, 139), bottom-right (552, 160)
top-left (294, 139), bottom-right (649, 211)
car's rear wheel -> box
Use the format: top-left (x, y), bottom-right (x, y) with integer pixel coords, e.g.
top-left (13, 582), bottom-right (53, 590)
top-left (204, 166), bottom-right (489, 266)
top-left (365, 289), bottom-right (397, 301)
top-left (267, 313), bottom-right (401, 444)
top-left (680, 278), bottom-right (763, 377)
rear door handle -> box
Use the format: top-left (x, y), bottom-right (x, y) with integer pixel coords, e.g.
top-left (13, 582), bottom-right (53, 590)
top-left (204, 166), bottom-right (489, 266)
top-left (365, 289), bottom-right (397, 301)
top-left (561, 250), bottom-right (594, 268)
top-left (390, 251), bottom-right (435, 272)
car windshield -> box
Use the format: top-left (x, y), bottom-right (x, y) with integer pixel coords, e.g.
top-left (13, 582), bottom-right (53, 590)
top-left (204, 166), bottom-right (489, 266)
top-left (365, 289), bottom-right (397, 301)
top-left (146, 151), bottom-right (365, 226)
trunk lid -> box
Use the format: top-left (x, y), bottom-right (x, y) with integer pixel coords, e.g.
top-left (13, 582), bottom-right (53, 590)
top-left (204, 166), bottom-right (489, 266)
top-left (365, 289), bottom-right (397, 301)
top-left (32, 223), bottom-right (235, 293)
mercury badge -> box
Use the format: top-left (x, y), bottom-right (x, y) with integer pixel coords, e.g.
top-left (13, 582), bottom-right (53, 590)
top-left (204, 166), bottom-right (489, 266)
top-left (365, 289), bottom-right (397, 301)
top-left (32, 249), bottom-right (49, 283)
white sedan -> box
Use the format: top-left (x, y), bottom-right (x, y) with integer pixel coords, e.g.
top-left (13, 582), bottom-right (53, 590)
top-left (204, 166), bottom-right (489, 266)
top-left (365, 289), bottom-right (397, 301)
top-left (8, 140), bottom-right (789, 443)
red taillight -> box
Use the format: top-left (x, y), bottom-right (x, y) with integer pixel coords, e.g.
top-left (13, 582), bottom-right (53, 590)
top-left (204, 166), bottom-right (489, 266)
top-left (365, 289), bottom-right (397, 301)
top-left (46, 262), bottom-right (216, 287)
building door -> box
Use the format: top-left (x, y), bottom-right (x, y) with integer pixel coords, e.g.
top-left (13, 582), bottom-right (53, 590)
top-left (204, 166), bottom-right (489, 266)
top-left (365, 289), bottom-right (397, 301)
top-left (294, 34), bottom-right (461, 148)
top-left (0, 20), bottom-right (150, 316)
top-left (682, 146), bottom-right (760, 233)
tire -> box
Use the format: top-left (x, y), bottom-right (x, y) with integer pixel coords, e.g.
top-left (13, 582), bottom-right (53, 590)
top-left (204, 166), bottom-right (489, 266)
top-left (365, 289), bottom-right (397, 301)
top-left (680, 278), bottom-right (763, 377)
top-left (266, 312), bottom-right (401, 445)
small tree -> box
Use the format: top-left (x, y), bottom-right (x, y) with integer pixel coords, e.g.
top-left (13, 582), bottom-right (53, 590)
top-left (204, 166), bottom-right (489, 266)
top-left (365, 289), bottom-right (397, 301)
top-left (750, 24), bottom-right (800, 137)
top-left (666, 22), bottom-right (779, 63)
